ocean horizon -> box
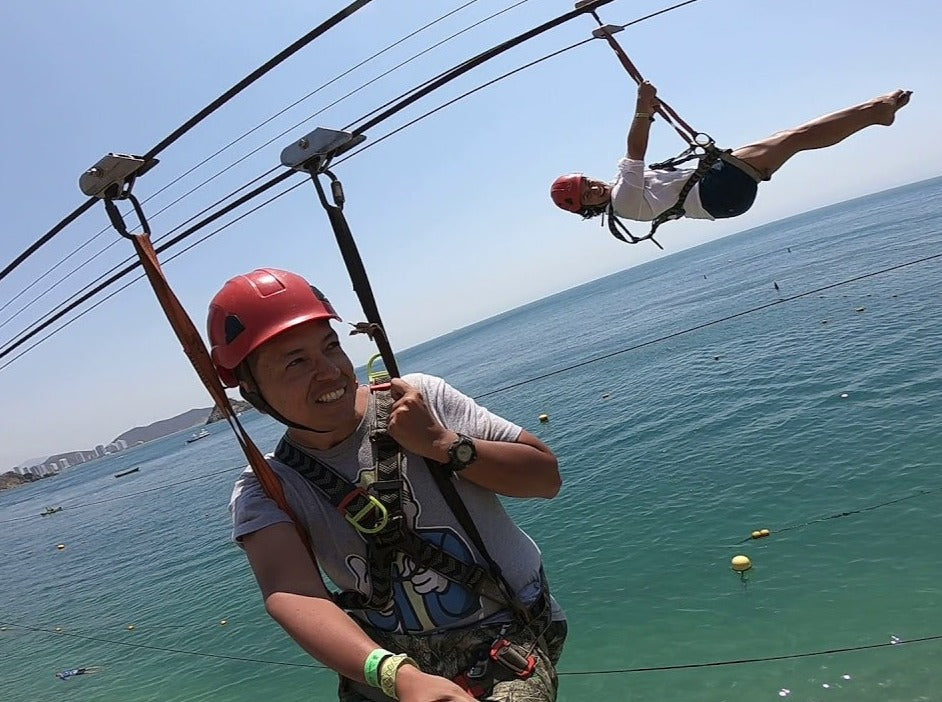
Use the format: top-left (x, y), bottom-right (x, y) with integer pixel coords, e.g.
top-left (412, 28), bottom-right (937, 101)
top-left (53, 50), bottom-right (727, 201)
top-left (2, 174), bottom-right (941, 702)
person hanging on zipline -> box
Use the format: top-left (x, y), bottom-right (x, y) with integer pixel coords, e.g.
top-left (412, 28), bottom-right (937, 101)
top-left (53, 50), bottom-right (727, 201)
top-left (551, 80), bottom-right (912, 242)
top-left (210, 269), bottom-right (567, 702)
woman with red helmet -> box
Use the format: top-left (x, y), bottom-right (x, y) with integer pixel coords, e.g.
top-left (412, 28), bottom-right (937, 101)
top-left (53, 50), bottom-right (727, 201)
top-left (208, 268), bottom-right (567, 702)
top-left (551, 81), bottom-right (912, 228)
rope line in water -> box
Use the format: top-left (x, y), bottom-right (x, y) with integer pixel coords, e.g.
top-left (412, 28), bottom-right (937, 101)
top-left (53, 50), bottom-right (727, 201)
top-left (2, 255), bottom-right (938, 522)
top-left (2, 619), bottom-right (938, 675)
top-left (736, 489), bottom-right (936, 543)
top-left (473, 249), bottom-right (942, 400)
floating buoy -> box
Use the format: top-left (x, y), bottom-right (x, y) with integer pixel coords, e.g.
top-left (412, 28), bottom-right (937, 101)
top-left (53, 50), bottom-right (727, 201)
top-left (56, 544), bottom-right (65, 550)
top-left (219, 619), bottom-right (228, 626)
top-left (601, 393), bottom-right (610, 399)
top-left (538, 414), bottom-right (549, 423)
top-left (731, 555), bottom-right (752, 573)
top-left (127, 624), bottom-right (136, 631)
top-left (840, 393), bottom-right (849, 398)
top-left (855, 307), bottom-right (865, 312)
top-left (751, 530), bottom-right (762, 539)
top-left (760, 528), bottom-right (770, 537)
top-left (54, 627), bottom-right (63, 632)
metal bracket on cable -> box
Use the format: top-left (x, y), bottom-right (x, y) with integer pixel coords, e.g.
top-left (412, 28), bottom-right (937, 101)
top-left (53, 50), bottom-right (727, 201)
top-left (79, 153), bottom-right (159, 199)
top-left (279, 127), bottom-right (366, 175)
top-left (591, 24), bottom-right (623, 38)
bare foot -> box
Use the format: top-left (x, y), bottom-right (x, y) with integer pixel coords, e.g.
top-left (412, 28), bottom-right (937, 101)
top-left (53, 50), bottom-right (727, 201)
top-left (873, 89), bottom-right (912, 126)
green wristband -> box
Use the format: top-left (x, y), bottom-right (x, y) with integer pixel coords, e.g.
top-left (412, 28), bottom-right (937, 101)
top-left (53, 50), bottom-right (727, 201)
top-left (363, 648), bottom-right (393, 689)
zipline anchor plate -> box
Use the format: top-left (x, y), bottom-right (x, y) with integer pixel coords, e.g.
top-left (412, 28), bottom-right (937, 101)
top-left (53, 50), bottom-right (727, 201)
top-left (591, 24), bottom-right (623, 38)
top-left (79, 153), bottom-right (158, 199)
top-left (280, 128), bottom-right (366, 173)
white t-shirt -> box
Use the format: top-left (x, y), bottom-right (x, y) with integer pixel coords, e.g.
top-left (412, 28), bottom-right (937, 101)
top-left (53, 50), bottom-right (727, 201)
top-left (229, 373), bottom-right (562, 635)
top-left (610, 157), bottom-right (714, 222)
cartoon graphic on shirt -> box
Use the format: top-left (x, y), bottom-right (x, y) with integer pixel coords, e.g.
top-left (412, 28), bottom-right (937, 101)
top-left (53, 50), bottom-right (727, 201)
top-left (346, 468), bottom-right (480, 633)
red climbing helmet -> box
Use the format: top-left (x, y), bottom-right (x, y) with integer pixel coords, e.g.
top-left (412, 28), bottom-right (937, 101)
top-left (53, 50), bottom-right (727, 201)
top-left (207, 268), bottom-right (340, 387)
top-left (550, 173), bottom-right (586, 213)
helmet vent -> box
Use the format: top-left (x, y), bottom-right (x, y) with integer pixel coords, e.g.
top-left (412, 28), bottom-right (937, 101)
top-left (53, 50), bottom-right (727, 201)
top-left (224, 314), bottom-right (246, 344)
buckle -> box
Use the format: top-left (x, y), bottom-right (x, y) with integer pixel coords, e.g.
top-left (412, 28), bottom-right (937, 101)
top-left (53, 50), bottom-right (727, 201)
top-left (489, 639), bottom-right (536, 678)
top-left (337, 487), bottom-right (389, 534)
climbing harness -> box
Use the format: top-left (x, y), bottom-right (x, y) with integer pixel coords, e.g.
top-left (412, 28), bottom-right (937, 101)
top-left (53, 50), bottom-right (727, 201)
top-left (272, 388), bottom-right (508, 611)
top-left (577, 2), bottom-right (763, 245)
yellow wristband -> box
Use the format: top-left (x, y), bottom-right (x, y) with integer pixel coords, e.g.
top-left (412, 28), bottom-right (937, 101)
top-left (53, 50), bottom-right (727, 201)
top-left (379, 654), bottom-right (418, 700)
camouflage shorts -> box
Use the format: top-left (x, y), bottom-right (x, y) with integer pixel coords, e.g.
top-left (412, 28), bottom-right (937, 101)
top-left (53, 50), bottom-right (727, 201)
top-left (338, 618), bottom-right (568, 702)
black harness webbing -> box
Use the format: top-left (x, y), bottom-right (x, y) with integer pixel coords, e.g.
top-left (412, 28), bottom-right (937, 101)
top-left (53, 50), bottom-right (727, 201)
top-left (274, 391), bottom-right (506, 611)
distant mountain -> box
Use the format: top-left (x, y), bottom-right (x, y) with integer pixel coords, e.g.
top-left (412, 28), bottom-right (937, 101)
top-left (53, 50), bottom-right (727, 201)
top-left (112, 399), bottom-right (253, 446)
top-left (0, 471), bottom-right (41, 490)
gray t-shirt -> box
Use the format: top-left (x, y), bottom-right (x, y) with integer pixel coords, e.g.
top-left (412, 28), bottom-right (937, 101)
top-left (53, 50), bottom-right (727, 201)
top-left (230, 372), bottom-right (561, 634)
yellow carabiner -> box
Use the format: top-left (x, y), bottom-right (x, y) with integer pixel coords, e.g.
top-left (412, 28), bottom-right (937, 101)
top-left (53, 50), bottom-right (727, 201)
top-left (345, 494), bottom-right (389, 534)
top-left (366, 353), bottom-right (391, 386)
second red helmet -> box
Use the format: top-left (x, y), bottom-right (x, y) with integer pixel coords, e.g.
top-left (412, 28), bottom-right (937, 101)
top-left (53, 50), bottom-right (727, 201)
top-left (550, 173), bottom-right (586, 213)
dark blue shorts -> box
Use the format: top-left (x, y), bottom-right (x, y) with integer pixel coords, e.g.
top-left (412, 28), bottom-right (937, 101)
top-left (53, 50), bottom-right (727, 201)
top-left (698, 159), bottom-right (759, 219)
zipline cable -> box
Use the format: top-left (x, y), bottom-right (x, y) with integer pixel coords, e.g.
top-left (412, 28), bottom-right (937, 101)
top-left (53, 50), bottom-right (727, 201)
top-left (0, 2), bottom-right (624, 363)
top-left (0, 178), bottom-right (306, 372)
top-left (0, 0), bottom-right (374, 284)
top-left (0, 167), bottom-right (280, 334)
top-left (2, 1), bottom-right (508, 322)
top-left (0, 0), bottom-right (593, 350)
top-left (2, 619), bottom-right (939, 675)
top-left (0, 0), bottom-right (727, 367)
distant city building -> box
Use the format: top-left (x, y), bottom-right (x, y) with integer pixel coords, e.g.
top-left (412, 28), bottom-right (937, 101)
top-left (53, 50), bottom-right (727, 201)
top-left (95, 445), bottom-right (106, 458)
top-left (58, 458), bottom-right (69, 470)
top-left (115, 439), bottom-right (128, 450)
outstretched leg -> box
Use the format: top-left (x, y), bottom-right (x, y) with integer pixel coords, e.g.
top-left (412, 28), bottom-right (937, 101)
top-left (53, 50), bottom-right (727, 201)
top-left (731, 90), bottom-right (912, 180)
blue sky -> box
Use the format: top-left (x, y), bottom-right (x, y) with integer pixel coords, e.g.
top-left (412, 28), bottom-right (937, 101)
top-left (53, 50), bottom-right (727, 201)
top-left (0, 0), bottom-right (939, 469)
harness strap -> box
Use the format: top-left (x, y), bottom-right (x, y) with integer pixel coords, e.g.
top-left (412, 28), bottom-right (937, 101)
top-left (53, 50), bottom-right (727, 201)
top-left (274, 391), bottom-right (504, 611)
top-left (592, 25), bottom-right (697, 146)
top-left (648, 146), bottom-right (725, 237)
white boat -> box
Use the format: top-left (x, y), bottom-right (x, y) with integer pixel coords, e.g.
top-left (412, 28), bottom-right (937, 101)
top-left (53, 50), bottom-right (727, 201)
top-left (185, 428), bottom-right (210, 444)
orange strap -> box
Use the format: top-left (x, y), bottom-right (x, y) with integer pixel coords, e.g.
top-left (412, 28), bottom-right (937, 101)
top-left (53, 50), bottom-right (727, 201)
top-left (129, 231), bottom-right (315, 558)
top-left (593, 25), bottom-right (701, 146)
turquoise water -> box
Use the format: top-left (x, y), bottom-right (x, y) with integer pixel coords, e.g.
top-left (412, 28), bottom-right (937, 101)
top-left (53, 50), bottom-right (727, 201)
top-left (2, 176), bottom-right (942, 701)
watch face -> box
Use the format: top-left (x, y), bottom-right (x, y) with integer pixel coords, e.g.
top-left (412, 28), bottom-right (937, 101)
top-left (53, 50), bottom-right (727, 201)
top-left (455, 443), bottom-right (475, 463)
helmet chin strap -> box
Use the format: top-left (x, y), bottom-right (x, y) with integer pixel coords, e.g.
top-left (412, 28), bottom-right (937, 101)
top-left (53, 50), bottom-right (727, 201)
top-left (238, 369), bottom-right (333, 435)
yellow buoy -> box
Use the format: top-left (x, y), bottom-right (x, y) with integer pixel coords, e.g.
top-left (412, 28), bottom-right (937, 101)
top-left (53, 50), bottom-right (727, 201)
top-left (760, 528), bottom-right (770, 537)
top-left (731, 555), bottom-right (752, 573)
top-left (56, 544), bottom-right (65, 550)
top-left (751, 530), bottom-right (762, 539)
top-left (538, 414), bottom-right (549, 423)
top-left (127, 624), bottom-right (136, 631)
top-left (220, 619), bottom-right (228, 626)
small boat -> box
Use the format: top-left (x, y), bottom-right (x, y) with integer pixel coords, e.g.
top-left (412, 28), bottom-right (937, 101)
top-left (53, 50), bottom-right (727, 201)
top-left (185, 428), bottom-right (210, 444)
top-left (114, 466), bottom-right (140, 478)
top-left (40, 506), bottom-right (63, 516)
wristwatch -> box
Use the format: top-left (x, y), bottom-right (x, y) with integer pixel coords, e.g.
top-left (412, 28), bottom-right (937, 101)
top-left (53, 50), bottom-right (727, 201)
top-left (446, 433), bottom-right (477, 472)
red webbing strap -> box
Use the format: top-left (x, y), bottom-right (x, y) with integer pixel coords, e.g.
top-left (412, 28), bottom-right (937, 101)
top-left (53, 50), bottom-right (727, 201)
top-left (128, 232), bottom-right (315, 558)
top-left (594, 28), bottom-right (700, 146)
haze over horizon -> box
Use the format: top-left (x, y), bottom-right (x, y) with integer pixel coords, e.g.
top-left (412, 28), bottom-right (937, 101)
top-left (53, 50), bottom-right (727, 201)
top-left (2, 1), bottom-right (939, 469)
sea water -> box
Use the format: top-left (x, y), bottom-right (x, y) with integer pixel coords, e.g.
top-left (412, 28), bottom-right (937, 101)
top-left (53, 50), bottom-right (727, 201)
top-left (2, 176), bottom-right (941, 702)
